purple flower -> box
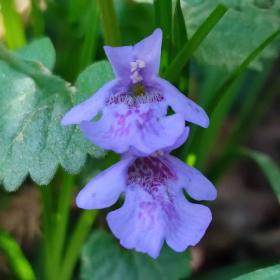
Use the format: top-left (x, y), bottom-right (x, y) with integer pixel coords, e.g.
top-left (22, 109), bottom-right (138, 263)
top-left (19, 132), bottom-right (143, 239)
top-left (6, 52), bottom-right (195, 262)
top-left (61, 29), bottom-right (209, 155)
top-left (76, 129), bottom-right (216, 258)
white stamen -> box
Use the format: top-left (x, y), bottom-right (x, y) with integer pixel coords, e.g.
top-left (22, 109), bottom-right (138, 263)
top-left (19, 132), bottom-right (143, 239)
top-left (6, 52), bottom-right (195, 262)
top-left (130, 59), bottom-right (145, 83)
top-left (130, 71), bottom-right (143, 84)
top-left (130, 61), bottom-right (138, 72)
top-left (136, 59), bottom-right (146, 68)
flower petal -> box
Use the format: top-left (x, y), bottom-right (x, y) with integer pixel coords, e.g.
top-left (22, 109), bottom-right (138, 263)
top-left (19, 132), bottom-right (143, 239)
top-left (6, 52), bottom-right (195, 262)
top-left (107, 187), bottom-right (165, 258)
top-left (104, 46), bottom-right (133, 82)
top-left (61, 80), bottom-right (118, 125)
top-left (79, 110), bottom-right (136, 154)
top-left (165, 194), bottom-right (212, 252)
top-left (76, 158), bottom-right (132, 209)
top-left (80, 108), bottom-right (186, 155)
top-left (164, 126), bottom-right (190, 153)
top-left (167, 155), bottom-right (217, 201)
top-left (157, 78), bottom-right (209, 128)
top-left (133, 113), bottom-right (186, 155)
top-left (133, 28), bottom-right (162, 79)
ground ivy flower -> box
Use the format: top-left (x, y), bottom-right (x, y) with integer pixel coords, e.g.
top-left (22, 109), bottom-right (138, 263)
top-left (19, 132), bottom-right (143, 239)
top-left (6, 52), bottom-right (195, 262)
top-left (76, 129), bottom-right (217, 258)
top-left (61, 29), bottom-right (209, 155)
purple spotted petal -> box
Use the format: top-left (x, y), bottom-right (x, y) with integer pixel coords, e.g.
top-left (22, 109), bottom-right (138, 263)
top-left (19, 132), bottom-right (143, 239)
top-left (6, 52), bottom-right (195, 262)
top-left (157, 77), bottom-right (209, 128)
top-left (107, 187), bottom-right (165, 258)
top-left (76, 157), bottom-right (132, 209)
top-left (80, 106), bottom-right (186, 155)
top-left (167, 155), bottom-right (217, 201)
top-left (61, 80), bottom-right (118, 125)
top-left (104, 46), bottom-right (133, 84)
top-left (133, 28), bottom-right (162, 79)
top-left (165, 194), bottom-right (212, 252)
top-left (107, 155), bottom-right (213, 258)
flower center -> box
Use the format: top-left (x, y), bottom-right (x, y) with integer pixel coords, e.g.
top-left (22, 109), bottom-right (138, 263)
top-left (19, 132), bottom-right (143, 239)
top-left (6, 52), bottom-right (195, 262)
top-left (130, 59), bottom-right (146, 96)
top-left (127, 156), bottom-right (176, 194)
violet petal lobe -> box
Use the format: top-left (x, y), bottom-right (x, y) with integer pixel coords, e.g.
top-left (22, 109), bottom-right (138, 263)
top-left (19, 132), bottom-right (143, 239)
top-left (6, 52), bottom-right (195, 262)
top-left (164, 126), bottom-right (190, 153)
top-left (133, 28), bottom-right (162, 79)
top-left (132, 113), bottom-right (186, 155)
top-left (80, 108), bottom-right (186, 156)
top-left (165, 194), bottom-right (212, 252)
top-left (157, 77), bottom-right (209, 128)
top-left (107, 187), bottom-right (165, 258)
top-left (76, 157), bottom-right (132, 209)
top-left (61, 79), bottom-right (118, 125)
top-left (104, 46), bottom-right (133, 83)
top-left (167, 155), bottom-right (217, 201)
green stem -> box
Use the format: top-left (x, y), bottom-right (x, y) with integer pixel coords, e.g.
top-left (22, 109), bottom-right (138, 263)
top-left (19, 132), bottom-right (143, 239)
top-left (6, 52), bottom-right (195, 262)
top-left (98, 0), bottom-right (121, 46)
top-left (0, 230), bottom-right (36, 280)
top-left (60, 210), bottom-right (98, 280)
top-left (79, 2), bottom-right (99, 71)
top-left (164, 4), bottom-right (228, 82)
top-left (30, 0), bottom-right (45, 37)
top-left (41, 184), bottom-right (54, 280)
top-left (51, 172), bottom-right (75, 278)
top-left (1, 0), bottom-right (26, 49)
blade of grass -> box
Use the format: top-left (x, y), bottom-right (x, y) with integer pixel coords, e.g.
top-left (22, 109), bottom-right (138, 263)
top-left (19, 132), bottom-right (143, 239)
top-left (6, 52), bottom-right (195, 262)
top-left (241, 148), bottom-right (280, 202)
top-left (1, 0), bottom-right (26, 49)
top-left (206, 29), bottom-right (280, 114)
top-left (191, 28), bottom-right (280, 169)
top-left (0, 230), bottom-right (36, 280)
top-left (173, 0), bottom-right (188, 53)
top-left (173, 0), bottom-right (190, 90)
top-left (208, 77), bottom-right (280, 182)
top-left (164, 4), bottom-right (228, 82)
top-left (98, 0), bottom-right (121, 46)
top-left (79, 2), bottom-right (99, 71)
top-left (154, 0), bottom-right (172, 69)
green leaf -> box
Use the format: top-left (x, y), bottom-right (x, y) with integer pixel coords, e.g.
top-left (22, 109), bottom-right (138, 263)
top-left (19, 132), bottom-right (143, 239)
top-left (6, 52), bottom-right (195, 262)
top-left (0, 43), bottom-right (111, 191)
top-left (75, 60), bottom-right (114, 104)
top-left (0, 230), bottom-right (36, 280)
top-left (80, 230), bottom-right (191, 280)
top-left (233, 264), bottom-right (280, 280)
top-left (241, 149), bottom-right (280, 202)
top-left (182, 0), bottom-right (280, 70)
top-left (16, 37), bottom-right (56, 70)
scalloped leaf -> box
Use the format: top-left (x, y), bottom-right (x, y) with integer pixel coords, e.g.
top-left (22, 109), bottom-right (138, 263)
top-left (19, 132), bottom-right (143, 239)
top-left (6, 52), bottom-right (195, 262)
top-left (80, 230), bottom-right (191, 280)
top-left (0, 39), bottom-right (112, 191)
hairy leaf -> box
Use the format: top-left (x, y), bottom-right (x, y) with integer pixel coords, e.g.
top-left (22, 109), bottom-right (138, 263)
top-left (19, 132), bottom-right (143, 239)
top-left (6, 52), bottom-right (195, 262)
top-left (80, 230), bottom-right (191, 280)
top-left (0, 39), bottom-right (111, 191)
top-left (182, 0), bottom-right (280, 70)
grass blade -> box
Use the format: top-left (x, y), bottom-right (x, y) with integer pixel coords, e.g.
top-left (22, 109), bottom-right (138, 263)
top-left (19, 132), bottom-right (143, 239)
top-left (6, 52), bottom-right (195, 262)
top-left (0, 230), bottom-right (36, 280)
top-left (164, 4), bottom-right (228, 82)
